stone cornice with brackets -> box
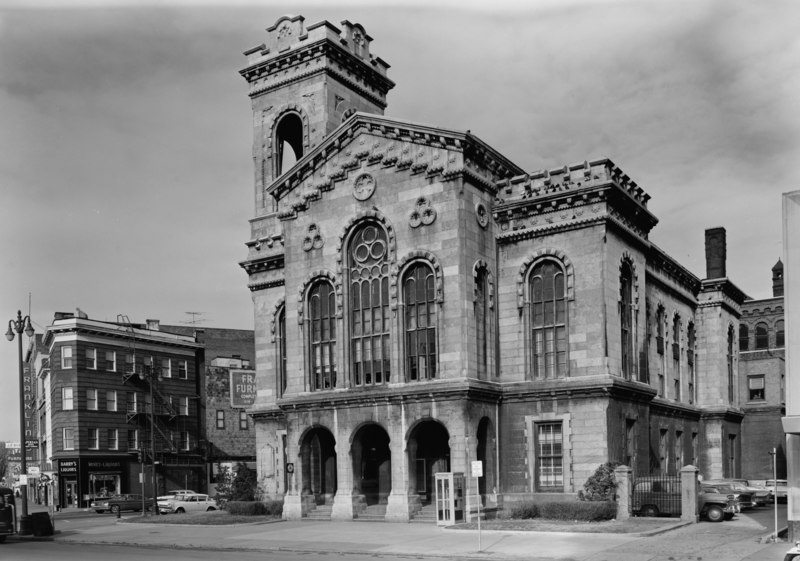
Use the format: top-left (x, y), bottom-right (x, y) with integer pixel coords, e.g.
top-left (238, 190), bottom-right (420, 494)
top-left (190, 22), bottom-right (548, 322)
top-left (240, 39), bottom-right (395, 108)
top-left (698, 278), bottom-right (748, 315)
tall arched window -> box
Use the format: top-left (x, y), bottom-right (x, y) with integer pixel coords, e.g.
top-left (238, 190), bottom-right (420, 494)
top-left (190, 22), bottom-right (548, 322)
top-left (308, 281), bottom-right (336, 390)
top-left (274, 112), bottom-right (303, 176)
top-left (687, 322), bottom-right (695, 404)
top-left (672, 314), bottom-right (681, 400)
top-left (530, 260), bottom-right (567, 379)
top-left (776, 320), bottom-right (785, 348)
top-left (755, 322), bottom-right (769, 349)
top-left (404, 262), bottom-right (438, 381)
top-left (349, 223), bottom-right (390, 386)
top-left (727, 326), bottom-right (735, 403)
top-left (276, 305), bottom-right (286, 397)
top-left (475, 268), bottom-right (489, 380)
top-left (739, 324), bottom-right (749, 351)
top-left (656, 305), bottom-right (665, 396)
top-left (620, 262), bottom-right (635, 380)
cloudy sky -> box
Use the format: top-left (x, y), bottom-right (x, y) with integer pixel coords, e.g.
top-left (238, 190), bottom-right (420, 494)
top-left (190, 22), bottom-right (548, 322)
top-left (1, 0), bottom-right (798, 442)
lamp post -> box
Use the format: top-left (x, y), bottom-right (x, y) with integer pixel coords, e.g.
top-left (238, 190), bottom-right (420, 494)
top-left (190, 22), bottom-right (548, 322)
top-left (138, 366), bottom-right (161, 516)
top-left (6, 310), bottom-right (34, 533)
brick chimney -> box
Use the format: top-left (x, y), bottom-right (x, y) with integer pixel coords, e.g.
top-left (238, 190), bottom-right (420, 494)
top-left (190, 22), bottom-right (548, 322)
top-left (704, 227), bottom-right (727, 279)
top-left (773, 259), bottom-right (784, 297)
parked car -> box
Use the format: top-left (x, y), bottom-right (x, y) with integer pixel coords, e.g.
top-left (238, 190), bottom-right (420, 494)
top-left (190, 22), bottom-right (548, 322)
top-left (91, 494), bottom-right (154, 515)
top-left (766, 479), bottom-right (788, 503)
top-left (706, 479), bottom-right (772, 506)
top-left (156, 489), bottom-right (196, 502)
top-left (785, 540), bottom-right (800, 561)
top-left (0, 486), bottom-right (14, 543)
top-left (701, 482), bottom-right (754, 510)
top-left (159, 493), bottom-right (218, 514)
top-left (632, 476), bottom-right (738, 522)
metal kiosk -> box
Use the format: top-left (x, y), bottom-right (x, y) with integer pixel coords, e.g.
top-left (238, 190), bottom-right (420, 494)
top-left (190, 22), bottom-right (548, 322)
top-left (434, 472), bottom-right (464, 526)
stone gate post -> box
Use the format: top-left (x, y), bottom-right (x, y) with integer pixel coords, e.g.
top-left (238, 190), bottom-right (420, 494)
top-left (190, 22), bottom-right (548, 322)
top-left (680, 465), bottom-right (699, 522)
top-left (614, 465), bottom-right (632, 521)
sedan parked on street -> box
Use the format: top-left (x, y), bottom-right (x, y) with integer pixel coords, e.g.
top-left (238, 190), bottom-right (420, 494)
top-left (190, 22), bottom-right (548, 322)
top-left (91, 494), bottom-right (154, 514)
top-left (159, 493), bottom-right (218, 514)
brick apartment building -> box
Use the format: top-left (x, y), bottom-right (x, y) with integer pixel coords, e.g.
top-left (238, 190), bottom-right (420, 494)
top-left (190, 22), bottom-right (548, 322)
top-left (37, 312), bottom-right (204, 508)
top-left (239, 15), bottom-right (772, 521)
top-left (739, 261), bottom-right (786, 480)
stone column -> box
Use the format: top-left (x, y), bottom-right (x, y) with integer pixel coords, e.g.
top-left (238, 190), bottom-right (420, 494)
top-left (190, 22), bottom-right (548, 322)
top-left (680, 465), bottom-right (699, 523)
top-left (614, 465), bottom-right (632, 521)
top-left (385, 431), bottom-right (411, 522)
top-left (331, 441), bottom-right (356, 521)
top-left (282, 436), bottom-right (305, 520)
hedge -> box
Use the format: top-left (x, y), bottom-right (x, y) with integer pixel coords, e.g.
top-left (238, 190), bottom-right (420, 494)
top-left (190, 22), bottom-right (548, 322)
top-left (509, 500), bottom-right (616, 521)
top-left (224, 500), bottom-right (283, 516)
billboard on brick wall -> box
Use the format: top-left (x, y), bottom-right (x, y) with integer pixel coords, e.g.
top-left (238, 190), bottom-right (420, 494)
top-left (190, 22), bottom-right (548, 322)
top-left (229, 369), bottom-right (256, 408)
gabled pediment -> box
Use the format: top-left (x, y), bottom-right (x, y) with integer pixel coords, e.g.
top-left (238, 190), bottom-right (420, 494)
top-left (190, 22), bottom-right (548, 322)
top-left (266, 113), bottom-right (524, 218)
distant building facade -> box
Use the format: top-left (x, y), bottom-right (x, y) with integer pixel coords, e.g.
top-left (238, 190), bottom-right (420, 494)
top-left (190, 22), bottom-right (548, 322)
top-left (739, 261), bottom-right (786, 480)
top-left (239, 15), bottom-right (761, 522)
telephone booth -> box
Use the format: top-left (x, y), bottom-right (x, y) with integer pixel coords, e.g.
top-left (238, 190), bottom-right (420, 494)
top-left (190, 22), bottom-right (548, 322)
top-left (434, 472), bottom-right (464, 526)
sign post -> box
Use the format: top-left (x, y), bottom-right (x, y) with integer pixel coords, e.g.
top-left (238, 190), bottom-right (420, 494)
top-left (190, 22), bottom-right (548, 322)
top-left (471, 460), bottom-right (483, 552)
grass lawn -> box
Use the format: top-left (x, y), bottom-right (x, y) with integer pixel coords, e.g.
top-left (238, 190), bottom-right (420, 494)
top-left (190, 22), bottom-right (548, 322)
top-left (123, 510), bottom-right (281, 525)
top-left (452, 516), bottom-right (682, 533)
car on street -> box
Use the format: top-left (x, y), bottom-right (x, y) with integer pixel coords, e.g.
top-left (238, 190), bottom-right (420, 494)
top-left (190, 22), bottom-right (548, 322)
top-left (159, 493), bottom-right (218, 514)
top-left (767, 479), bottom-right (788, 503)
top-left (632, 476), bottom-right (738, 522)
top-left (707, 479), bottom-right (772, 506)
top-left (701, 481), bottom-right (755, 509)
top-left (156, 489), bottom-right (196, 502)
top-left (91, 493), bottom-right (154, 514)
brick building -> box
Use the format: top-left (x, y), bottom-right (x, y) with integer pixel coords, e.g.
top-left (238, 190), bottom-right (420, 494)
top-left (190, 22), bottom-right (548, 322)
top-left (739, 260), bottom-right (786, 480)
top-left (38, 312), bottom-right (204, 508)
top-left (239, 15), bottom-right (756, 521)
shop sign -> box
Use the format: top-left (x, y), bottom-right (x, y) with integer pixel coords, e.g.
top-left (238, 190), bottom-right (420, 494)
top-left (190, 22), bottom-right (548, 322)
top-left (230, 369), bottom-right (257, 408)
top-left (87, 460), bottom-right (122, 470)
top-left (59, 459), bottom-right (78, 475)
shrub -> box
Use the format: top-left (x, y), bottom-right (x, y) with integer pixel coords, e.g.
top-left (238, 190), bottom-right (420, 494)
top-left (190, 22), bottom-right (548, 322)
top-left (581, 461), bottom-right (620, 501)
top-left (538, 500), bottom-right (616, 521)
top-left (224, 500), bottom-right (283, 516)
top-left (509, 502), bottom-right (539, 519)
top-left (508, 500), bottom-right (615, 522)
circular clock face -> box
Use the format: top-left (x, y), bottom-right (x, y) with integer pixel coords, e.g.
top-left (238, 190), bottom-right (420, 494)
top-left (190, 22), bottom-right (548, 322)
top-left (353, 173), bottom-right (376, 201)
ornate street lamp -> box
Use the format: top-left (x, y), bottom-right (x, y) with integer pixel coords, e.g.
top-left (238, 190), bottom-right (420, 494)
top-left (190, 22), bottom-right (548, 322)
top-left (6, 310), bottom-right (34, 534)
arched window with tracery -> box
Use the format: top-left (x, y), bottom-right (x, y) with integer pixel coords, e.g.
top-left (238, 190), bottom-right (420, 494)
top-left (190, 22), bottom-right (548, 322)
top-left (530, 260), bottom-right (567, 379)
top-left (276, 305), bottom-right (286, 397)
top-left (620, 262), bottom-right (635, 380)
top-left (349, 223), bottom-right (391, 386)
top-left (308, 281), bottom-right (336, 390)
top-left (404, 262), bottom-right (438, 381)
top-left (755, 322), bottom-right (769, 350)
top-left (274, 112), bottom-right (303, 176)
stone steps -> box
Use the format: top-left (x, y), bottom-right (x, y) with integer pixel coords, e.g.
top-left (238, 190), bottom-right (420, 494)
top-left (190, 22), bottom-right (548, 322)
top-left (305, 504), bottom-right (333, 521)
top-left (356, 504), bottom-right (387, 521)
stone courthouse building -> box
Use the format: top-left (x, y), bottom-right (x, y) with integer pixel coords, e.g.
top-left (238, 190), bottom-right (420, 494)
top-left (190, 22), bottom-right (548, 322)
top-left (239, 15), bottom-right (755, 521)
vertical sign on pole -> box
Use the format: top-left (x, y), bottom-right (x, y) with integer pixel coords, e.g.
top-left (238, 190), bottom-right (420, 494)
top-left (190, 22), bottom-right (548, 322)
top-left (471, 460), bottom-right (483, 552)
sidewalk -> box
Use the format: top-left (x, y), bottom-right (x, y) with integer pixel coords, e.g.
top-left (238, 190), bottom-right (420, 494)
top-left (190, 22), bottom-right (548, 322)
top-left (43, 514), bottom-right (792, 561)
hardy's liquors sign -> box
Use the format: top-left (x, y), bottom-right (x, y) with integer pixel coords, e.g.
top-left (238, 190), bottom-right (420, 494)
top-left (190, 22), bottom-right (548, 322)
top-left (229, 370), bottom-right (257, 408)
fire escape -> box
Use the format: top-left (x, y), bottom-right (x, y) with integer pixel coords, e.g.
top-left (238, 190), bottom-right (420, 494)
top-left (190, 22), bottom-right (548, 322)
top-left (118, 315), bottom-right (178, 464)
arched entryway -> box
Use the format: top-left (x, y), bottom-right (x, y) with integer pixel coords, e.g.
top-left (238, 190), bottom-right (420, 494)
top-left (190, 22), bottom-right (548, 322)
top-left (408, 419), bottom-right (450, 504)
top-left (477, 417), bottom-right (497, 502)
top-left (352, 423), bottom-right (391, 505)
top-left (300, 426), bottom-right (337, 505)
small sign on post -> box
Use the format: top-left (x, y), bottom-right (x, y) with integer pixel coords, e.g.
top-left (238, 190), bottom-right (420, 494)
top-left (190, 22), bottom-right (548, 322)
top-left (471, 461), bottom-right (483, 551)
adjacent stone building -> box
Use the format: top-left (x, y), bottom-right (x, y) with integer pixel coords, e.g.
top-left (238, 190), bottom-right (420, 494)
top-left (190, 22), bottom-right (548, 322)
top-left (239, 15), bottom-right (756, 521)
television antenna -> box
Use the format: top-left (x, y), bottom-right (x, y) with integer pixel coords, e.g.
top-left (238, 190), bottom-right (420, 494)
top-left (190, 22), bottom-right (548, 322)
top-left (182, 312), bottom-right (206, 326)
